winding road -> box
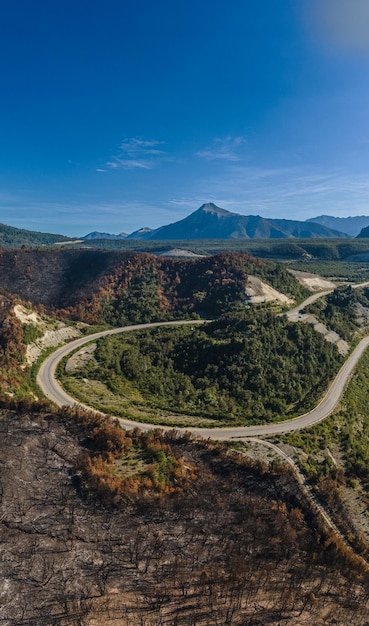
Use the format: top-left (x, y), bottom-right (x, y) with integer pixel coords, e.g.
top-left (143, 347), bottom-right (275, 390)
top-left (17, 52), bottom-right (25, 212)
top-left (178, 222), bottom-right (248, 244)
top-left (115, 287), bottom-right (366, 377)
top-left (36, 285), bottom-right (369, 563)
top-left (37, 308), bottom-right (369, 440)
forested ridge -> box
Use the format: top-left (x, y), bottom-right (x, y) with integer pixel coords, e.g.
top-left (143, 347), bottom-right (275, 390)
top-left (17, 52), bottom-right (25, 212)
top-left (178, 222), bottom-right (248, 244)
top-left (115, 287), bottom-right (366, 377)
top-left (0, 222), bottom-right (71, 247)
top-left (0, 249), bottom-right (307, 323)
top-left (55, 249), bottom-right (307, 323)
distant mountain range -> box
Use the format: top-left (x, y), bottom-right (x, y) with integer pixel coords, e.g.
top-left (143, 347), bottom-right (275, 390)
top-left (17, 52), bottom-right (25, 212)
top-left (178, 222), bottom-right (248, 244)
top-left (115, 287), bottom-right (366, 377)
top-left (83, 203), bottom-right (354, 241)
top-left (306, 215), bottom-right (369, 237)
top-left (83, 230), bottom-right (128, 240)
top-left (2, 204), bottom-right (369, 248)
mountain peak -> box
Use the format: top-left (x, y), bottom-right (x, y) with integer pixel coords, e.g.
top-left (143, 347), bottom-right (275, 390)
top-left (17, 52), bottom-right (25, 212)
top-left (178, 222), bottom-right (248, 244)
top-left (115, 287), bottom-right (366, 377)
top-left (126, 226), bottom-right (154, 240)
top-left (82, 231), bottom-right (127, 241)
top-left (197, 203), bottom-right (233, 216)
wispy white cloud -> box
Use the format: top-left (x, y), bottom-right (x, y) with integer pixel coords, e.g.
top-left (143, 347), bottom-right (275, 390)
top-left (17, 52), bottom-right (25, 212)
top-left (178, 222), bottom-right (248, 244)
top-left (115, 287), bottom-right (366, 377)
top-left (169, 166), bottom-right (369, 220)
top-left (101, 137), bottom-right (167, 171)
top-left (106, 159), bottom-right (153, 170)
top-left (119, 138), bottom-right (165, 157)
top-left (197, 136), bottom-right (246, 162)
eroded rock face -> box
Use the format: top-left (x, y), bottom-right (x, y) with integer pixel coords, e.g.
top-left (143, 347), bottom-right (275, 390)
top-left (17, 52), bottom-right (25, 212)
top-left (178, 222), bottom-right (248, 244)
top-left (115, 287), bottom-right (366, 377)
top-left (245, 275), bottom-right (294, 305)
top-left (288, 269), bottom-right (336, 292)
top-left (13, 304), bottom-right (82, 365)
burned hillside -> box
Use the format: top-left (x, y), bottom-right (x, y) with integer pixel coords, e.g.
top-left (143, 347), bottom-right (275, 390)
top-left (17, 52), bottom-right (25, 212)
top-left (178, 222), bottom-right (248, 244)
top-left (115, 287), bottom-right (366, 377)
top-left (1, 404), bottom-right (369, 625)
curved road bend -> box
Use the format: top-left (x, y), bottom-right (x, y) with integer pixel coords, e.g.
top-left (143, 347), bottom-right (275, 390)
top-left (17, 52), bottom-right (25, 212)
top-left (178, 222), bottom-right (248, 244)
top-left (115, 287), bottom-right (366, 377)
top-left (37, 319), bottom-right (206, 408)
top-left (286, 289), bottom-right (333, 319)
top-left (37, 319), bottom-right (369, 441)
top-left (286, 281), bottom-right (369, 322)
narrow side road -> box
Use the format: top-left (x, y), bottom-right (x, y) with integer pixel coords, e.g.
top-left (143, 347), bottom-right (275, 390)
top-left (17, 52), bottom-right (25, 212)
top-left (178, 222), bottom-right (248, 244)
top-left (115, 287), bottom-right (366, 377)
top-left (285, 289), bottom-right (333, 320)
top-left (244, 438), bottom-right (369, 571)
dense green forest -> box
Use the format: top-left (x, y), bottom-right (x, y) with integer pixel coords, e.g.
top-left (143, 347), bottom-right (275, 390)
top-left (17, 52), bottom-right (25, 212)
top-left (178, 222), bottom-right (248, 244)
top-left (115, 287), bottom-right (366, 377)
top-left (288, 260), bottom-right (369, 282)
top-left (64, 310), bottom-right (343, 425)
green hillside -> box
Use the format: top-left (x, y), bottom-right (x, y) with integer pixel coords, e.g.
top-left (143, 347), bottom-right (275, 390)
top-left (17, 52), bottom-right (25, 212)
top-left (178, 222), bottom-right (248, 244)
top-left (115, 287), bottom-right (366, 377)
top-left (0, 222), bottom-right (72, 247)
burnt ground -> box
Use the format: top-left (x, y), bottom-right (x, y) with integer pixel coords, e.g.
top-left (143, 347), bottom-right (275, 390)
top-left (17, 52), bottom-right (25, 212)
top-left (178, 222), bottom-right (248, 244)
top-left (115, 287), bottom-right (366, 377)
top-left (1, 407), bottom-right (369, 625)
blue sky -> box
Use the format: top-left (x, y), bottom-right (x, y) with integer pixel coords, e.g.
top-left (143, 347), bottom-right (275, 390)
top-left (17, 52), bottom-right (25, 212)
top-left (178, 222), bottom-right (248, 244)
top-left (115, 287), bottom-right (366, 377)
top-left (1, 0), bottom-right (369, 236)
